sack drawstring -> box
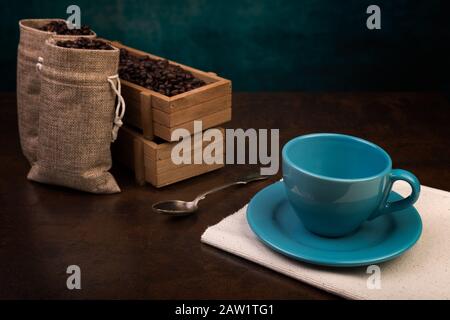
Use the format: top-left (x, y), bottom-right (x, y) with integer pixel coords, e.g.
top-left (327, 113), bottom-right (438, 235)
top-left (36, 56), bottom-right (43, 72)
top-left (107, 75), bottom-right (126, 142)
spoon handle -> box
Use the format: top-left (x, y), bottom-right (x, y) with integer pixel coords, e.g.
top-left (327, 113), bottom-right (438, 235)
top-left (193, 173), bottom-right (269, 205)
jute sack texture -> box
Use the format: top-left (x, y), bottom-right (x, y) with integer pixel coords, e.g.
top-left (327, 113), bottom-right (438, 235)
top-left (27, 37), bottom-right (122, 194)
top-left (17, 19), bottom-right (95, 164)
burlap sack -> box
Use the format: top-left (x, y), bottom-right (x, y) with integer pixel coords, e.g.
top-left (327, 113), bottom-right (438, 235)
top-left (27, 38), bottom-right (123, 194)
top-left (17, 19), bottom-right (96, 164)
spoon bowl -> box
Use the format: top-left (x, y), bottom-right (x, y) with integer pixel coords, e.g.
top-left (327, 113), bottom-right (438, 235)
top-left (152, 172), bottom-right (269, 216)
top-left (152, 200), bottom-right (197, 216)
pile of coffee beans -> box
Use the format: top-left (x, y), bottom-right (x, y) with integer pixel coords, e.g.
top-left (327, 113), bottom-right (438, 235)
top-left (56, 38), bottom-right (113, 50)
top-left (119, 48), bottom-right (206, 97)
top-left (39, 21), bottom-right (93, 35)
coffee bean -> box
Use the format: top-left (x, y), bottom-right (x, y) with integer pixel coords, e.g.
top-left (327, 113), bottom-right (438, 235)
top-left (118, 48), bottom-right (206, 97)
top-left (56, 38), bottom-right (113, 50)
top-left (39, 21), bottom-right (94, 35)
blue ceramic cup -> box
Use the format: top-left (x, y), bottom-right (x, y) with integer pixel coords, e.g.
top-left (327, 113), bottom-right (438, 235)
top-left (282, 133), bottom-right (420, 237)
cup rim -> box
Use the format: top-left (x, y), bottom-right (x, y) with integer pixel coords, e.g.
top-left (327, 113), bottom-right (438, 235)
top-left (282, 133), bottom-right (392, 183)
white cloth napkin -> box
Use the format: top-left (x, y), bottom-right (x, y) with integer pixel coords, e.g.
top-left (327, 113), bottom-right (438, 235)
top-left (201, 181), bottom-right (450, 299)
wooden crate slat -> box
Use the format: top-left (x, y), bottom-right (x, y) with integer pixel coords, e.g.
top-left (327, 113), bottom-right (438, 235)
top-left (153, 108), bottom-right (232, 142)
top-left (114, 125), bottom-right (224, 187)
top-left (148, 162), bottom-right (224, 188)
top-left (147, 141), bottom-right (223, 171)
top-left (153, 146), bottom-right (224, 175)
top-left (162, 80), bottom-right (231, 112)
top-left (153, 94), bottom-right (231, 127)
top-left (145, 128), bottom-right (224, 160)
top-left (145, 145), bottom-right (224, 176)
top-left (146, 135), bottom-right (224, 174)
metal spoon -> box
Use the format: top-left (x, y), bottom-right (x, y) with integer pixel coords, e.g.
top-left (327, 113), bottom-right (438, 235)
top-left (152, 172), bottom-right (269, 216)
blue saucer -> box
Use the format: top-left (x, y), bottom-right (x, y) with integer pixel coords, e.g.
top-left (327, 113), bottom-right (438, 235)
top-left (247, 181), bottom-right (422, 267)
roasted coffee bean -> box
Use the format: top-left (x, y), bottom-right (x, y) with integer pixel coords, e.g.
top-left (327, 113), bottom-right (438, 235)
top-left (39, 21), bottom-right (93, 35)
top-left (56, 38), bottom-right (113, 50)
top-left (118, 48), bottom-right (206, 97)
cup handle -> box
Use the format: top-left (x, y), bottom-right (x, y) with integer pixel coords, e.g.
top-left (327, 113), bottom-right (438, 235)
top-left (368, 169), bottom-right (420, 220)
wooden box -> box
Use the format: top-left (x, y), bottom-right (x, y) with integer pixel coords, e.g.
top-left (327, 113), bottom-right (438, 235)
top-left (113, 126), bottom-right (225, 188)
top-left (110, 41), bottom-right (232, 142)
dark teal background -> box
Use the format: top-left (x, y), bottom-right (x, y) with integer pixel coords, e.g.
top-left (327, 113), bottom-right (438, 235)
top-left (1, 0), bottom-right (449, 91)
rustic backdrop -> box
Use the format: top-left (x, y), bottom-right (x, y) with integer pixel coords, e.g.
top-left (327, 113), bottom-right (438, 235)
top-left (1, 0), bottom-right (449, 91)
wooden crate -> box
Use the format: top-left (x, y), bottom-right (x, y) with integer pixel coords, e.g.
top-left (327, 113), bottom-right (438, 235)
top-left (113, 126), bottom-right (225, 188)
top-left (110, 41), bottom-right (232, 142)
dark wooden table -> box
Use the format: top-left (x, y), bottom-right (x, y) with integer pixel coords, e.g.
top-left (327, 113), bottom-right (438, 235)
top-left (1, 92), bottom-right (449, 299)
